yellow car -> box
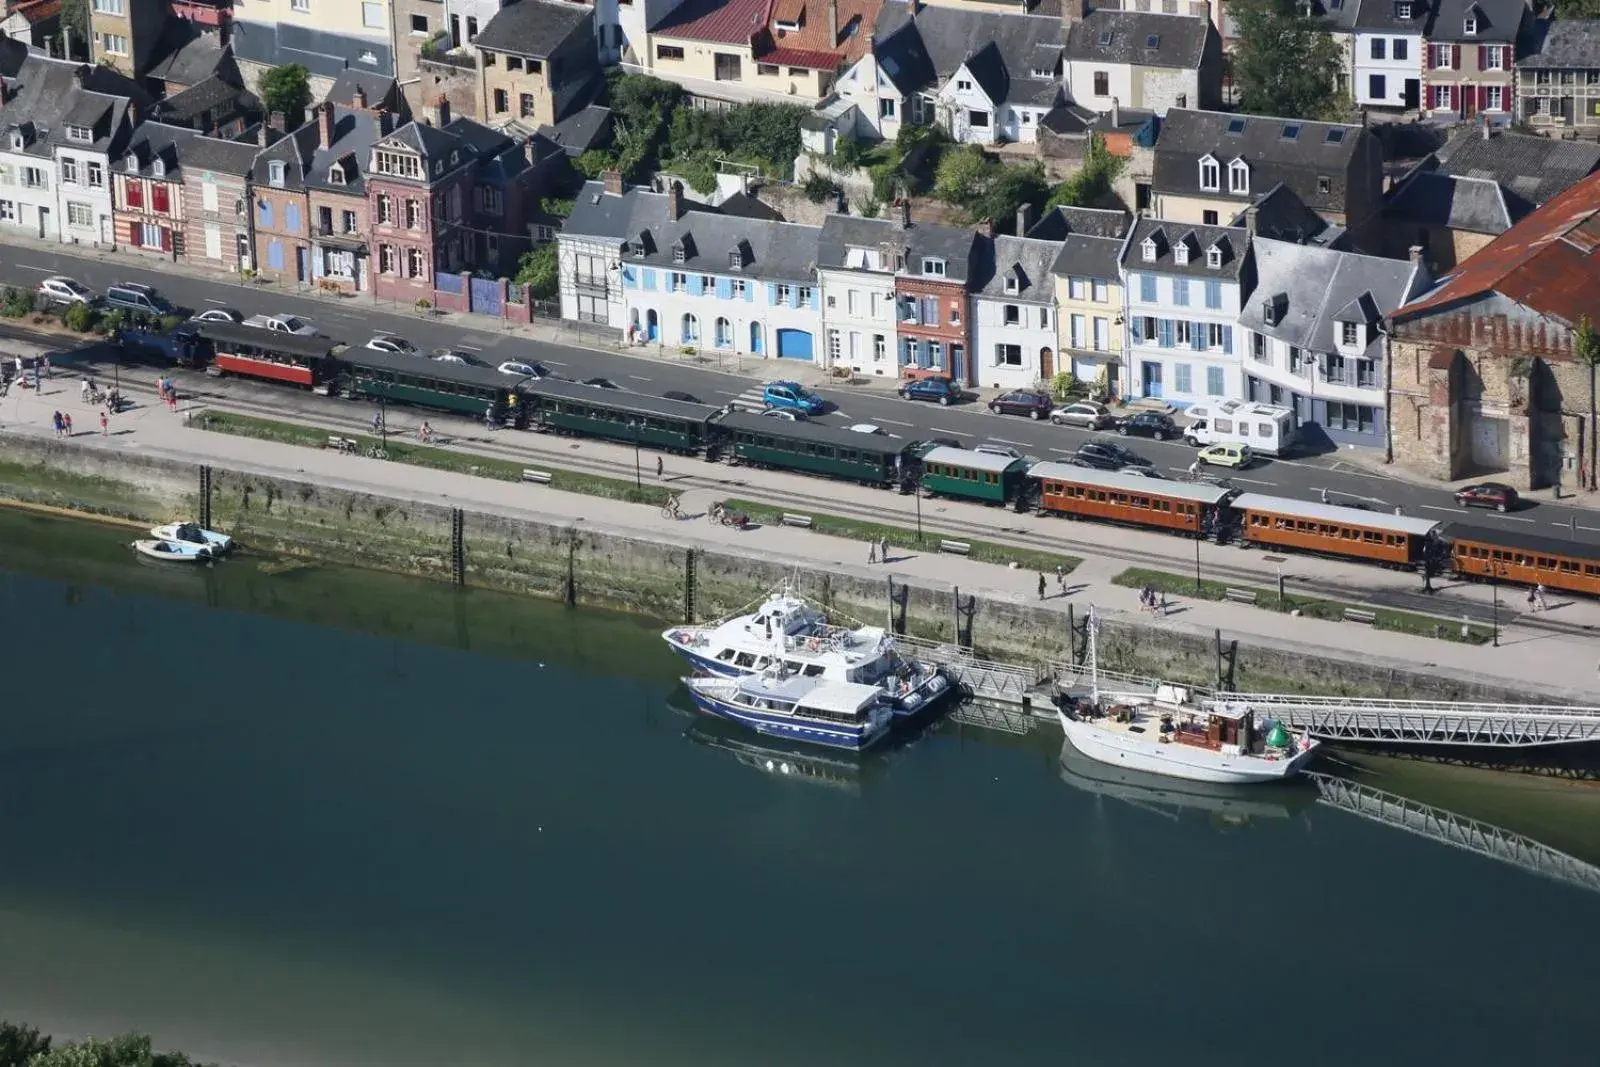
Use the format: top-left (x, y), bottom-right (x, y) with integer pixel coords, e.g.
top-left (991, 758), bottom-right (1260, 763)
top-left (1197, 442), bottom-right (1254, 469)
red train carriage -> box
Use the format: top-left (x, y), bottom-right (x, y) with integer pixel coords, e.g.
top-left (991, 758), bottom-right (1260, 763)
top-left (1444, 522), bottom-right (1600, 597)
top-left (196, 322), bottom-right (340, 388)
top-left (1028, 462), bottom-right (1235, 536)
top-left (1228, 493), bottom-right (1440, 568)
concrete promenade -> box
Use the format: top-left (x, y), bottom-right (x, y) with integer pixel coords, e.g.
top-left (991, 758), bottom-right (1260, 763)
top-left (4, 359), bottom-right (1599, 702)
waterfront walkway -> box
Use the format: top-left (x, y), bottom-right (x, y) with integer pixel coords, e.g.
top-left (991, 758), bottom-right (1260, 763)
top-left (3, 365), bottom-right (1599, 703)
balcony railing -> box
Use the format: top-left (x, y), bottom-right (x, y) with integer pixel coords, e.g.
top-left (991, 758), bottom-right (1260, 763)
top-left (574, 273), bottom-right (608, 295)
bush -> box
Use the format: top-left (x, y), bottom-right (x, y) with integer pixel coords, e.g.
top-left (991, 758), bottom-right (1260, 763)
top-left (158, 313), bottom-right (185, 331)
top-left (62, 301), bottom-right (98, 332)
top-left (855, 197), bottom-right (882, 219)
top-left (803, 174), bottom-right (843, 203)
top-left (933, 146), bottom-right (1048, 232)
top-left (514, 243), bottom-right (558, 299)
top-left (0, 286), bottom-right (31, 317)
top-left (834, 135), bottom-right (869, 169)
top-left (415, 298), bottom-right (432, 311)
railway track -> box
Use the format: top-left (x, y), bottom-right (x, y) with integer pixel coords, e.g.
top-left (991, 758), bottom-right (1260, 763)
top-left (158, 370), bottom-right (1595, 641)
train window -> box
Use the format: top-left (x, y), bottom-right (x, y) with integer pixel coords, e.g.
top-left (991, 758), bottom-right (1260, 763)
top-left (1560, 560), bottom-right (1578, 573)
top-left (1539, 557), bottom-right (1556, 569)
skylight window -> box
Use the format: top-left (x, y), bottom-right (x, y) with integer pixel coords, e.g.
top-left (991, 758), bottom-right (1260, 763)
top-left (1226, 118), bottom-right (1247, 134)
top-left (1325, 128), bottom-right (1346, 144)
top-left (1099, 30), bottom-right (1113, 46)
top-left (1145, 34), bottom-right (1160, 49)
top-left (1281, 124), bottom-right (1301, 141)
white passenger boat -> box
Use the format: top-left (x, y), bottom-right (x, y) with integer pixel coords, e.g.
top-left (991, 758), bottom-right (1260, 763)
top-left (683, 671), bottom-right (895, 751)
top-left (663, 585), bottom-right (951, 715)
top-left (150, 521), bottom-right (233, 553)
top-left (132, 538), bottom-right (214, 563)
top-left (1056, 609), bottom-right (1319, 785)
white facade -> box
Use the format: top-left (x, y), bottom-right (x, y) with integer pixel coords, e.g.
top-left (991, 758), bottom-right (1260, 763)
top-left (1122, 261), bottom-right (1242, 406)
top-left (556, 232), bottom-right (624, 328)
top-left (0, 133), bottom-right (58, 242)
top-left (819, 256), bottom-right (899, 377)
top-left (1065, 61), bottom-right (1200, 117)
top-left (54, 141), bottom-right (115, 248)
top-left (614, 0), bottom-right (685, 69)
top-left (936, 65), bottom-right (1000, 145)
top-left (971, 293), bottom-right (1054, 389)
top-left (833, 53), bottom-right (912, 141)
top-left (617, 258), bottom-right (822, 361)
top-left (1353, 31), bottom-right (1422, 108)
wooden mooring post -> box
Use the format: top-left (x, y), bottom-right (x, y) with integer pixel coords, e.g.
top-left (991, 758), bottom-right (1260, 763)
top-left (683, 548), bottom-right (697, 623)
top-left (198, 464), bottom-right (213, 530)
top-left (449, 508), bottom-right (466, 586)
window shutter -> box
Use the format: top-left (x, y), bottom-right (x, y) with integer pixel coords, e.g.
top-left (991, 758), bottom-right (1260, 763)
top-left (1193, 322), bottom-right (1205, 351)
top-left (1452, 44), bottom-right (1460, 68)
top-left (743, 283), bottom-right (753, 303)
top-left (808, 288), bottom-right (819, 311)
top-left (1221, 326), bottom-right (1233, 356)
top-left (768, 283), bottom-right (778, 303)
top-left (1477, 45), bottom-right (1485, 68)
top-left (642, 268), bottom-right (656, 290)
top-left (1131, 317), bottom-right (1144, 342)
top-left (129, 224), bottom-right (141, 247)
top-left (715, 277), bottom-right (728, 299)
top-left (788, 287), bottom-right (798, 309)
top-left (690, 274), bottom-right (703, 296)
top-left (161, 227), bottom-right (171, 252)
top-left (1425, 45), bottom-right (1434, 70)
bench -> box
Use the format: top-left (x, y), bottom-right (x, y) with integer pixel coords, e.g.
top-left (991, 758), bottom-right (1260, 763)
top-left (1224, 587), bottom-right (1258, 604)
top-left (326, 435), bottom-right (357, 452)
top-left (1343, 607), bottom-right (1378, 625)
top-left (939, 540), bottom-right (972, 556)
top-left (521, 469), bottom-right (553, 484)
top-left (781, 512), bottom-right (813, 528)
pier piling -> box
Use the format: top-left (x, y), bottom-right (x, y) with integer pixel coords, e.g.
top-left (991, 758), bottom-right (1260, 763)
top-left (198, 465), bottom-right (213, 530)
top-left (450, 508), bottom-right (466, 586)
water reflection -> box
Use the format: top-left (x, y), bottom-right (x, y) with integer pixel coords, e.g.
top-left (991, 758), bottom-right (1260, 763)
top-left (1057, 737), bottom-right (1317, 825)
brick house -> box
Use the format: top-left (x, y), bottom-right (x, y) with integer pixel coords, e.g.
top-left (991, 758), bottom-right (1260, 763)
top-left (248, 118), bottom-right (315, 282)
top-left (177, 132), bottom-right (256, 273)
top-left (303, 73), bottom-right (410, 292)
top-left (1420, 0), bottom-right (1526, 120)
top-left (1388, 170), bottom-right (1600, 491)
top-left (473, 0), bottom-right (597, 131)
top-left (887, 204), bottom-right (976, 384)
top-left (366, 101), bottom-right (479, 303)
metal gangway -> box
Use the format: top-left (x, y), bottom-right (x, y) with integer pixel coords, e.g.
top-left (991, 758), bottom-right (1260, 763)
top-left (1208, 693), bottom-right (1600, 748)
top-left (894, 634), bottom-right (1046, 708)
top-left (1309, 773), bottom-right (1600, 896)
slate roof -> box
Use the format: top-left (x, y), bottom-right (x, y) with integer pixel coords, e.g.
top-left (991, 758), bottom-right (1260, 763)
top-left (1026, 205), bottom-right (1131, 240)
top-left (473, 0), bottom-right (594, 58)
top-left (538, 104), bottom-right (612, 157)
top-left (1050, 233), bottom-right (1125, 280)
top-left (1351, 0), bottom-right (1433, 31)
top-left (815, 212), bottom-right (976, 282)
top-left (150, 73), bottom-right (254, 124)
top-left (1062, 10), bottom-right (1211, 71)
top-left (179, 132), bottom-right (260, 176)
top-left (565, 180), bottom-right (821, 282)
top-left (1520, 19), bottom-right (1600, 68)
top-left (1433, 126), bottom-right (1600, 207)
top-left (970, 235), bottom-right (1063, 300)
top-left (0, 55), bottom-right (146, 159)
top-left (145, 26), bottom-right (227, 88)
top-left (1121, 216), bottom-right (1249, 281)
top-left (1395, 170), bottom-right (1600, 327)
top-left (326, 69), bottom-right (406, 115)
top-left (117, 121), bottom-right (197, 180)
top-left (1237, 238), bottom-right (1423, 353)
top-left (250, 120), bottom-right (319, 190)
top-left (1384, 169), bottom-right (1516, 234)
top-left (871, 0), bottom-right (1066, 107)
top-left (717, 191), bottom-right (786, 222)
top-left (653, 0), bottom-right (768, 44)
top-left (1235, 183), bottom-right (1339, 246)
top-left (302, 105), bottom-right (387, 196)
top-left (1427, 0), bottom-right (1526, 43)
top-left (1151, 107), bottom-right (1367, 214)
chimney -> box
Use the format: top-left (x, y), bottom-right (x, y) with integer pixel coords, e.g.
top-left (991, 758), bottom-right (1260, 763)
top-left (1244, 204), bottom-right (1259, 238)
top-left (257, 122), bottom-right (271, 147)
top-left (1016, 202), bottom-right (1036, 236)
top-left (269, 110), bottom-right (286, 132)
top-left (898, 196), bottom-right (911, 228)
top-left (353, 84), bottom-right (368, 111)
top-left (977, 217), bottom-right (994, 238)
top-left (73, 65), bottom-right (90, 88)
top-left (1110, 96), bottom-right (1120, 128)
top-left (0, 78), bottom-right (9, 106)
top-left (1358, 107), bottom-right (1368, 129)
top-left (1480, 112), bottom-right (1491, 140)
top-left (829, 0), bottom-right (839, 45)
top-left (1408, 244), bottom-right (1425, 265)
top-left (126, 98), bottom-right (139, 127)
top-left (317, 101), bottom-right (335, 149)
top-left (602, 169), bottom-right (624, 196)
top-left (909, 0), bottom-right (919, 16)
top-left (435, 94), bottom-right (451, 128)
top-left (668, 179), bottom-right (684, 221)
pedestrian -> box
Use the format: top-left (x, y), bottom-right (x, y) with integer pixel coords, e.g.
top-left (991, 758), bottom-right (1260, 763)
top-left (656, 455), bottom-right (664, 480)
top-left (1159, 591), bottom-right (1168, 617)
top-left (1319, 487), bottom-right (1330, 504)
top-left (51, 410), bottom-right (63, 437)
top-left (32, 364), bottom-right (40, 390)
top-left (80, 376), bottom-right (90, 403)
top-left (879, 536), bottom-right (889, 564)
top-left (13, 355), bottom-right (22, 381)
top-left (168, 388), bottom-right (178, 413)
top-left (372, 410), bottom-right (383, 434)
top-left (1055, 564), bottom-right (1066, 594)
top-left (1037, 572), bottom-right (1047, 600)
top-left (868, 539), bottom-right (879, 564)
top-left (1393, 505), bottom-right (1403, 516)
top-left (1527, 587), bottom-right (1538, 611)
top-left (62, 412), bottom-right (72, 436)
top-left (1536, 583), bottom-right (1549, 611)
top-left (99, 410), bottom-right (108, 436)
top-left (41, 354), bottom-right (50, 379)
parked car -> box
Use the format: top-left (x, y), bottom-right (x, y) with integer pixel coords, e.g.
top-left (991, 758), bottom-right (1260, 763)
top-left (761, 408), bottom-right (804, 422)
top-left (849, 423), bottom-right (887, 435)
top-left (1197, 442), bottom-right (1254, 469)
top-left (763, 380), bottom-right (826, 414)
top-left (104, 282), bottom-right (175, 318)
top-left (36, 276), bottom-right (95, 307)
top-left (583, 377), bottom-right (621, 389)
top-left (899, 377), bottom-right (961, 406)
top-left (662, 390), bottom-right (703, 404)
top-left (973, 444), bottom-right (1024, 461)
top-left (987, 389), bottom-right (1052, 420)
top-left (1051, 401), bottom-right (1115, 430)
top-left (244, 313), bottom-right (316, 335)
top-left (431, 351), bottom-right (474, 366)
top-left (1074, 441), bottom-right (1154, 471)
top-left (496, 360), bottom-right (544, 377)
top-left (190, 307), bottom-right (243, 324)
top-left (1114, 411), bottom-right (1179, 441)
top-left (366, 334), bottom-right (419, 355)
top-left (917, 437), bottom-right (964, 453)
top-left (1454, 482), bottom-right (1519, 512)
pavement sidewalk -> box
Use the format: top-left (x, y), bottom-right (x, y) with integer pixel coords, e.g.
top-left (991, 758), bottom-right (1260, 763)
top-left (3, 361), bottom-right (1597, 704)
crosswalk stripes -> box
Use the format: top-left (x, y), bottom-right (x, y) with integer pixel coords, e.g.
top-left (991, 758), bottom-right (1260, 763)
top-left (727, 387), bottom-right (768, 412)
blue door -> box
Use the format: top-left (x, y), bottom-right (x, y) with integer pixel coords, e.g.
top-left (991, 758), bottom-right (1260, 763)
top-left (646, 309), bottom-right (658, 341)
top-left (1141, 361), bottom-right (1163, 398)
top-left (296, 246), bottom-right (308, 282)
top-left (750, 323), bottom-right (763, 354)
top-left (267, 240), bottom-right (284, 271)
top-left (776, 329), bottom-right (813, 360)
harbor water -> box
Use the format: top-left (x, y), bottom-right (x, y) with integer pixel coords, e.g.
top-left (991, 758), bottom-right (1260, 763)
top-left (0, 509), bottom-right (1595, 1067)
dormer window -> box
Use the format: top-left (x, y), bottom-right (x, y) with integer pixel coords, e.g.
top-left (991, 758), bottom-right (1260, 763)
top-left (922, 257), bottom-right (946, 276)
top-left (1206, 244), bottom-right (1223, 269)
top-left (729, 246), bottom-right (745, 270)
top-left (1174, 241), bottom-right (1190, 265)
top-left (1463, 14), bottom-right (1477, 34)
top-left (634, 231), bottom-right (650, 257)
top-left (268, 159), bottom-right (286, 187)
top-left (151, 157), bottom-right (165, 178)
top-left (672, 242), bottom-right (686, 264)
top-left (1198, 154), bottom-right (1219, 192)
top-left (1140, 237), bottom-right (1158, 262)
top-left (1341, 321), bottom-right (1361, 346)
top-left (1228, 158), bottom-right (1249, 195)
top-left (66, 123), bottom-right (92, 143)
top-left (328, 162), bottom-right (345, 184)
top-left (1262, 297), bottom-right (1282, 326)
top-left (1004, 274), bottom-right (1019, 294)
top-left (8, 132), bottom-right (20, 150)
top-left (1396, 0), bottom-right (1411, 16)
top-left (124, 154), bottom-right (139, 172)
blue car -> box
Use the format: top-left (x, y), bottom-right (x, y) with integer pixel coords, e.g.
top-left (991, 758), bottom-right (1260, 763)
top-left (898, 377), bottom-right (962, 406)
top-left (763, 380), bottom-right (826, 414)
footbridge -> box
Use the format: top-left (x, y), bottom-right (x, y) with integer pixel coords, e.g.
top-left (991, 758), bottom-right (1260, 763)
top-left (1206, 694), bottom-right (1600, 748)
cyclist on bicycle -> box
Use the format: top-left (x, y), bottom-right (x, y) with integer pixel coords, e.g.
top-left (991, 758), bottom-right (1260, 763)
top-left (419, 420), bottom-right (435, 443)
top-left (664, 495), bottom-right (682, 520)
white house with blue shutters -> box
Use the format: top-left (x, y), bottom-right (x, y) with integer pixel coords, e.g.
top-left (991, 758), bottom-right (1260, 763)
top-left (1118, 217), bottom-right (1247, 407)
top-left (558, 178), bottom-right (824, 360)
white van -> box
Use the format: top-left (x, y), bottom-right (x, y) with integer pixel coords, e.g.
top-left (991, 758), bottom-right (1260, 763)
top-left (1183, 399), bottom-right (1295, 456)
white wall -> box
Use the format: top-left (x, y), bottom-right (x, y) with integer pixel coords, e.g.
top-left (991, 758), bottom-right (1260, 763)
top-left (1122, 267), bottom-right (1242, 406)
top-left (936, 68), bottom-right (998, 145)
top-left (0, 147), bottom-right (58, 241)
top-left (556, 233), bottom-right (623, 327)
top-left (970, 295), bottom-right (1054, 390)
top-left (53, 147), bottom-right (113, 247)
top-left (621, 261), bottom-right (822, 361)
top-left (834, 55), bottom-right (904, 141)
top-left (819, 265), bottom-right (899, 376)
top-left (1353, 32), bottom-right (1421, 107)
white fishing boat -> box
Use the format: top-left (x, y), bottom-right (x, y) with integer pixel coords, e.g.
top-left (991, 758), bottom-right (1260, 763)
top-left (150, 521), bottom-right (233, 553)
top-left (1056, 608), bottom-right (1319, 785)
top-left (683, 671), bottom-right (895, 751)
top-left (132, 538), bottom-right (214, 563)
top-left (663, 584), bottom-right (951, 715)
top-left (1057, 738), bottom-right (1309, 822)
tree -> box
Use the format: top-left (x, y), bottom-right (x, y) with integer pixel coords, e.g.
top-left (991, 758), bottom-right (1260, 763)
top-left (1230, 0), bottom-right (1344, 120)
top-left (59, 0), bottom-right (88, 59)
top-left (933, 146), bottom-right (1047, 232)
top-left (1576, 316), bottom-right (1600, 489)
top-left (1047, 133), bottom-right (1123, 211)
top-left (259, 64), bottom-right (312, 128)
top-left (514, 243), bottom-right (558, 299)
top-left (0, 1021), bottom-right (50, 1067)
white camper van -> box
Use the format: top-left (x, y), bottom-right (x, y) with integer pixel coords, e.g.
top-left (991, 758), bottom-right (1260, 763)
top-left (1182, 400), bottom-right (1296, 456)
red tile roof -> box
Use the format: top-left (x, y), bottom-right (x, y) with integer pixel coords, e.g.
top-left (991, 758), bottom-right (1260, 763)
top-left (761, 47), bottom-right (842, 69)
top-left (763, 0), bottom-right (882, 69)
top-left (1397, 169), bottom-right (1600, 330)
top-left (654, 0), bottom-right (773, 45)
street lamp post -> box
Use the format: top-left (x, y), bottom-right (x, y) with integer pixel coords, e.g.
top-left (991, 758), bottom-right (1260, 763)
top-left (1488, 563), bottom-right (1503, 647)
top-left (1194, 533), bottom-right (1202, 593)
top-left (379, 396), bottom-right (387, 450)
top-left (914, 475), bottom-right (923, 544)
top-left (629, 418), bottom-right (642, 489)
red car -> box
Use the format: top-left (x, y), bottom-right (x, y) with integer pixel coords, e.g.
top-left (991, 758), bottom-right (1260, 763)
top-left (1454, 482), bottom-right (1519, 512)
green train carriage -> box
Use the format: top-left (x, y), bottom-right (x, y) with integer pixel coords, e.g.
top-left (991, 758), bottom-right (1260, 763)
top-left (519, 378), bottom-right (721, 452)
top-left (917, 446), bottom-right (1031, 506)
top-left (339, 348), bottom-right (528, 424)
top-left (713, 411), bottom-right (914, 486)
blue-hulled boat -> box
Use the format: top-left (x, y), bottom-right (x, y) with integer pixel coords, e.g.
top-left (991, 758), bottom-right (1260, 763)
top-left (683, 672), bottom-right (894, 752)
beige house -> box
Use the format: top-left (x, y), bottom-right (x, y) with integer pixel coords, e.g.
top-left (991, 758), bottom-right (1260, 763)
top-left (1050, 231), bottom-right (1126, 388)
top-left (648, 0), bottom-right (870, 104)
top-left (474, 0), bottom-right (598, 130)
top-left (1420, 0), bottom-right (1525, 120)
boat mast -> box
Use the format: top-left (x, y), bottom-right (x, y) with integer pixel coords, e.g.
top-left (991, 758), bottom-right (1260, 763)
top-left (1087, 606), bottom-right (1100, 706)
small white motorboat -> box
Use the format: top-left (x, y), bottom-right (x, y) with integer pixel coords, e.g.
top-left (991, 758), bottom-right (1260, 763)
top-left (132, 538), bottom-right (214, 563)
top-left (151, 521), bottom-right (232, 553)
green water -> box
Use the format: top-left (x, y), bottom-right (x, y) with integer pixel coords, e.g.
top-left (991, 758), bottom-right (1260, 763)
top-left (0, 509), bottom-right (1595, 1067)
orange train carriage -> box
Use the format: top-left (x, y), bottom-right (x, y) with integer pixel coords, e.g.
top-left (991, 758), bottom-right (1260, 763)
top-left (1444, 522), bottom-right (1600, 597)
top-left (1029, 462), bottom-right (1234, 536)
top-left (1227, 493), bottom-right (1441, 568)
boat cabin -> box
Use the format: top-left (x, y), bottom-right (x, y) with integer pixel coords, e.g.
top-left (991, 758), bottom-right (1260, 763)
top-left (735, 675), bottom-right (885, 725)
top-left (1166, 702), bottom-right (1256, 754)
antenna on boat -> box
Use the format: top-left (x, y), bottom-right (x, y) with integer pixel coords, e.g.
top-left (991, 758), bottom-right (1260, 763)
top-left (1086, 606), bottom-right (1100, 706)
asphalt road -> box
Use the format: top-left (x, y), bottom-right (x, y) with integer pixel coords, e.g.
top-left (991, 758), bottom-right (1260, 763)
top-left (7, 242), bottom-right (1600, 546)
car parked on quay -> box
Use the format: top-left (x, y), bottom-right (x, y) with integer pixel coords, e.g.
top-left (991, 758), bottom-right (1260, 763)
top-left (1073, 441), bottom-right (1155, 472)
top-left (1113, 411), bottom-right (1179, 441)
top-left (1051, 401), bottom-right (1115, 429)
top-left (762, 380), bottom-right (826, 415)
top-left (987, 389), bottom-right (1052, 420)
top-left (898, 377), bottom-right (962, 406)
top-left (36, 276), bottom-right (96, 307)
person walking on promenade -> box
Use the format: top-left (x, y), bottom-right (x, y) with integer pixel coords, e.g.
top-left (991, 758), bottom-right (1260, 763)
top-left (99, 410), bottom-right (108, 437)
top-left (656, 456), bottom-right (664, 480)
top-left (868, 539), bottom-right (879, 564)
top-left (1536, 583), bottom-right (1549, 611)
top-left (1527, 587), bottom-right (1538, 612)
top-left (1055, 564), bottom-right (1066, 594)
top-left (62, 412), bottom-right (72, 436)
top-left (1037, 572), bottom-right (1047, 600)
top-left (1159, 592), bottom-right (1169, 617)
top-left (80, 376), bottom-right (91, 403)
top-left (42, 354), bottom-right (50, 378)
top-left (51, 411), bottom-right (63, 437)
top-left (879, 536), bottom-right (889, 564)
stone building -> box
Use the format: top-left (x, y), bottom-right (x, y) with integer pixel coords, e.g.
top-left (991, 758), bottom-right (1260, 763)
top-left (1388, 171), bottom-right (1600, 490)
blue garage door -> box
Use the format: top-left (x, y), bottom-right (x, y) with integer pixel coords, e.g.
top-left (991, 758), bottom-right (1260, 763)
top-left (776, 329), bottom-right (813, 360)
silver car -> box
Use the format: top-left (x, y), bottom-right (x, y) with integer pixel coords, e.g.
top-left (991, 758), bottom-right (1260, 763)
top-left (1051, 401), bottom-right (1114, 429)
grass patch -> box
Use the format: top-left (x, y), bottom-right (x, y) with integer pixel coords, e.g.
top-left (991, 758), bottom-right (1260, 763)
top-left (1112, 566), bottom-right (1492, 645)
top-left (722, 497), bottom-right (1080, 574)
top-left (192, 410), bottom-right (674, 506)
